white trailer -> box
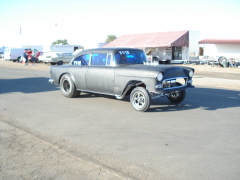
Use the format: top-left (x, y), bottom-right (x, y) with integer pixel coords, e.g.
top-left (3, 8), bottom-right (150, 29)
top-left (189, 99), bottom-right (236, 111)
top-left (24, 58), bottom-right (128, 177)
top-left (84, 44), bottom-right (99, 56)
top-left (199, 39), bottom-right (240, 67)
top-left (188, 30), bottom-right (200, 60)
top-left (51, 45), bottom-right (84, 53)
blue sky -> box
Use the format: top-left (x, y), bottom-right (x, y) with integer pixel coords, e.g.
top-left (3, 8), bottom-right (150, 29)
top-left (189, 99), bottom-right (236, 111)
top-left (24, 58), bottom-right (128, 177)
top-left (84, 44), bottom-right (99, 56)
top-left (0, 0), bottom-right (240, 48)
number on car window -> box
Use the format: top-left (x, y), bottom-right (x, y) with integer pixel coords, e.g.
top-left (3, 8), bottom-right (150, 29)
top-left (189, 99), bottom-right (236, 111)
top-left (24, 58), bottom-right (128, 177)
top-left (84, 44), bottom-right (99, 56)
top-left (73, 61), bottom-right (81, 65)
top-left (119, 51), bottom-right (130, 55)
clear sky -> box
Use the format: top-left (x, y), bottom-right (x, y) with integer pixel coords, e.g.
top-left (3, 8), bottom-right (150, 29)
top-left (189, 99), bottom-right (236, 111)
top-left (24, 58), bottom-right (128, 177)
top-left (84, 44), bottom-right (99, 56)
top-left (0, 0), bottom-right (240, 48)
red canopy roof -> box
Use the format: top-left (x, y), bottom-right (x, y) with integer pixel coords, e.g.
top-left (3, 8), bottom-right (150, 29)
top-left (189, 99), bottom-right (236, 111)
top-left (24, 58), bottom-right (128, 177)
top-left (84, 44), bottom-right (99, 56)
top-left (199, 39), bottom-right (240, 44)
top-left (104, 30), bottom-right (189, 48)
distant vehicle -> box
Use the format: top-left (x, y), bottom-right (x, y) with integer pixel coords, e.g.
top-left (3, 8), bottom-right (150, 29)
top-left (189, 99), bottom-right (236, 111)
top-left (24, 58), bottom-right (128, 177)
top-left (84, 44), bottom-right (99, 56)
top-left (0, 52), bottom-right (3, 58)
top-left (4, 48), bottom-right (25, 61)
top-left (51, 45), bottom-right (83, 54)
top-left (4, 48), bottom-right (40, 62)
top-left (49, 47), bottom-right (195, 112)
top-left (39, 51), bottom-right (73, 65)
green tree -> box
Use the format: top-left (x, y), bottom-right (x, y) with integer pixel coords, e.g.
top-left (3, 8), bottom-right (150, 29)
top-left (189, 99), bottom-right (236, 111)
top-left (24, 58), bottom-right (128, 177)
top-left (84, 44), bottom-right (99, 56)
top-left (105, 35), bottom-right (117, 43)
top-left (52, 39), bottom-right (69, 45)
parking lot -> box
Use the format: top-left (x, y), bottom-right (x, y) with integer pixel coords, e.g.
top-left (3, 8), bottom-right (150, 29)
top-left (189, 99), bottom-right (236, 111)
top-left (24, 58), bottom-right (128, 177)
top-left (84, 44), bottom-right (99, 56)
top-left (0, 60), bottom-right (240, 180)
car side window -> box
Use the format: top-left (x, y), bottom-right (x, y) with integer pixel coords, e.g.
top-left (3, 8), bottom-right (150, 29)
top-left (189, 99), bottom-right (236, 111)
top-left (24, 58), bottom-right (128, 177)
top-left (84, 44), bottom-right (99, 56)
top-left (114, 51), bottom-right (147, 65)
top-left (91, 53), bottom-right (107, 65)
top-left (72, 54), bottom-right (90, 65)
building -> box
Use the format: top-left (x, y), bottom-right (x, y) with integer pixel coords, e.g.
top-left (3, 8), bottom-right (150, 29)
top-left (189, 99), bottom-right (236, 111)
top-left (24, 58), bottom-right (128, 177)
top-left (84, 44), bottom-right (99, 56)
top-left (104, 30), bottom-right (199, 62)
top-left (98, 43), bottom-right (108, 48)
top-left (0, 46), bottom-right (6, 52)
top-left (198, 39), bottom-right (240, 60)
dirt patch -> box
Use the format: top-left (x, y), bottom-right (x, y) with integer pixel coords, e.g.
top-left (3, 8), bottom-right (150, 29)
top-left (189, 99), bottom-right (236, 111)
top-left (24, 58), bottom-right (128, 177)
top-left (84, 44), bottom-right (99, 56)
top-left (180, 64), bottom-right (240, 80)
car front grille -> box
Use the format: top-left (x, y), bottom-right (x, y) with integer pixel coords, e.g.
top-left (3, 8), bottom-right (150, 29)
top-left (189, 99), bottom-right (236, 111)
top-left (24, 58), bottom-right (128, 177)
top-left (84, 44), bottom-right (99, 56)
top-left (162, 77), bottom-right (188, 90)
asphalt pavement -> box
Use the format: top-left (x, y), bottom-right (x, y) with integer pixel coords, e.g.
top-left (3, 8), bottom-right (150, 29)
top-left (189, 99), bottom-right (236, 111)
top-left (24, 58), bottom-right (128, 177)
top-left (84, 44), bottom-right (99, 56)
top-left (0, 64), bottom-right (240, 180)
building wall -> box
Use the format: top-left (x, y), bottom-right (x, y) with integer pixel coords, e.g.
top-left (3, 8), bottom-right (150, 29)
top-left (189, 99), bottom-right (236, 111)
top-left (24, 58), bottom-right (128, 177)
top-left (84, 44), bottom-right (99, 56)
top-left (144, 47), bottom-right (168, 60)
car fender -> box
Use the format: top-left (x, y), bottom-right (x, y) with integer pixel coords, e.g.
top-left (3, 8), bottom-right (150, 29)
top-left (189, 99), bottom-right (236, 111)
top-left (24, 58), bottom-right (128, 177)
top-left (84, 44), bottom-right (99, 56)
top-left (59, 72), bottom-right (76, 84)
top-left (116, 80), bottom-right (147, 99)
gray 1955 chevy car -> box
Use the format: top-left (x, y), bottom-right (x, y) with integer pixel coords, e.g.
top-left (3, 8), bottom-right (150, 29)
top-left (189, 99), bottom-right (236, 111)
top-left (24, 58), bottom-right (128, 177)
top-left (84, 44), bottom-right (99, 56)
top-left (49, 48), bottom-right (194, 112)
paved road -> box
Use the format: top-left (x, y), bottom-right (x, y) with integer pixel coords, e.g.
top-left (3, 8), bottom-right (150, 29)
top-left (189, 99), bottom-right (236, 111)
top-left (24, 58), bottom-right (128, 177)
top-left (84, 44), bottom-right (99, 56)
top-left (0, 66), bottom-right (240, 180)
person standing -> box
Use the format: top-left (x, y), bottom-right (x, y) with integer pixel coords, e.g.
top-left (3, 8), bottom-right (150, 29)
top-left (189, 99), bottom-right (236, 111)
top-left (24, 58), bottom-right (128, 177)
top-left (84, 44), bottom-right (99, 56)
top-left (22, 49), bottom-right (28, 65)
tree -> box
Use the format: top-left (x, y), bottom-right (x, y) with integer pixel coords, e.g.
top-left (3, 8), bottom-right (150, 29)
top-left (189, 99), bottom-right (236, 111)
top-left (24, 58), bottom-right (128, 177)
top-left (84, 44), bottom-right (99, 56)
top-left (105, 35), bottom-right (117, 43)
top-left (52, 39), bottom-right (69, 45)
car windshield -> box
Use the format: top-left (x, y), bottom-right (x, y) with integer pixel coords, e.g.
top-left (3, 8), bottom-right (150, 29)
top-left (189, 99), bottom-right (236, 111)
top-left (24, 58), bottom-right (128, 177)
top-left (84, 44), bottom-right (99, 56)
top-left (114, 50), bottom-right (147, 65)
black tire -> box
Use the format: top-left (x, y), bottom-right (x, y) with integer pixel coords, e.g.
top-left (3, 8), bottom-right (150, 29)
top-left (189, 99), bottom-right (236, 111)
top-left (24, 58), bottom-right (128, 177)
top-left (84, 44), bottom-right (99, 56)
top-left (60, 74), bottom-right (80, 98)
top-left (218, 56), bottom-right (227, 67)
top-left (51, 62), bottom-right (56, 65)
top-left (16, 56), bottom-right (21, 62)
top-left (167, 82), bottom-right (186, 103)
top-left (57, 61), bottom-right (63, 65)
top-left (130, 87), bottom-right (151, 112)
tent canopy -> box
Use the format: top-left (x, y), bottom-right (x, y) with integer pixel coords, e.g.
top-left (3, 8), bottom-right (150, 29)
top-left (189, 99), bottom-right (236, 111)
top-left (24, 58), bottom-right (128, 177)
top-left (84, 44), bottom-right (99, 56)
top-left (104, 30), bottom-right (189, 48)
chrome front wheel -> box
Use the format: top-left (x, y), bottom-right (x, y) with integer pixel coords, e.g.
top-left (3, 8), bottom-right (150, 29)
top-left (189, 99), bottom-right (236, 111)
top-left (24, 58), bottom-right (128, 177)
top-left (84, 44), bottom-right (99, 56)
top-left (130, 87), bottom-right (151, 112)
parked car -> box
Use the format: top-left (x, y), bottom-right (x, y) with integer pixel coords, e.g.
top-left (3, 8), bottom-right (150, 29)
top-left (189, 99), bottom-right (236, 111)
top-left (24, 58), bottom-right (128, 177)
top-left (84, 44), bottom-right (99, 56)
top-left (49, 48), bottom-right (194, 112)
top-left (51, 52), bottom-right (73, 65)
top-left (39, 51), bottom-right (73, 65)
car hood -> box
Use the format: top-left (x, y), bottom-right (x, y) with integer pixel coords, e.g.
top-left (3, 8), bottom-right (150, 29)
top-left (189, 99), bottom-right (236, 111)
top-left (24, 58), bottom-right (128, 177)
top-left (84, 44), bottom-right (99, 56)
top-left (115, 64), bottom-right (193, 79)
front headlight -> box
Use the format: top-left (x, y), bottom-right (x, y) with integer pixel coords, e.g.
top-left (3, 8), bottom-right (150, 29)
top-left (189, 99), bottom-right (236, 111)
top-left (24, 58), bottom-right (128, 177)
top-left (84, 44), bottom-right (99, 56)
top-left (157, 73), bottom-right (163, 81)
top-left (189, 70), bottom-right (194, 77)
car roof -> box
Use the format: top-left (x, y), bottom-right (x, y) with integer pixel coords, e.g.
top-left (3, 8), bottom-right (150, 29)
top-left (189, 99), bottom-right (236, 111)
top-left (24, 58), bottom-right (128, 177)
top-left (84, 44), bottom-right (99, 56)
top-left (74, 47), bottom-right (143, 56)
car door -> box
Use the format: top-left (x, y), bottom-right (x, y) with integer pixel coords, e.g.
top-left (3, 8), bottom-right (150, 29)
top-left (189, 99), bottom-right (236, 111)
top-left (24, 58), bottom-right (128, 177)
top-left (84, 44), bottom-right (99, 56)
top-left (71, 54), bottom-right (90, 90)
top-left (85, 53), bottom-right (115, 94)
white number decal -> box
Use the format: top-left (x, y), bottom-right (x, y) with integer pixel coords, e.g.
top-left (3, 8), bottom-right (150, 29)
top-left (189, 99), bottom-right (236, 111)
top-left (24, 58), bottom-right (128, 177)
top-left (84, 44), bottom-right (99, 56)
top-left (119, 51), bottom-right (130, 55)
top-left (74, 61), bottom-right (81, 65)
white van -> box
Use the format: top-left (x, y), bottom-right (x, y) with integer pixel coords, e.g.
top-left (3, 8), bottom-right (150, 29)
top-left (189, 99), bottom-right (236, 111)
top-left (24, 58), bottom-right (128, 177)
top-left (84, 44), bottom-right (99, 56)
top-left (4, 48), bottom-right (25, 61)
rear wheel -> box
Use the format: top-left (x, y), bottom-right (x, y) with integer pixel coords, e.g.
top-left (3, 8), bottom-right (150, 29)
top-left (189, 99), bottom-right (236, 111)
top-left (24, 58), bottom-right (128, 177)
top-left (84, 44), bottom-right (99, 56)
top-left (60, 74), bottom-right (80, 98)
top-left (130, 87), bottom-right (151, 112)
top-left (57, 61), bottom-right (63, 65)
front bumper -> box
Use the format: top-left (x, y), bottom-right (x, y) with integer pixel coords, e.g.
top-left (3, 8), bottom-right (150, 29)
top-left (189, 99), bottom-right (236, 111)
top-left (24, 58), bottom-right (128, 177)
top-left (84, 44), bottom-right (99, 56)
top-left (155, 77), bottom-right (193, 91)
top-left (149, 77), bottom-right (194, 99)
